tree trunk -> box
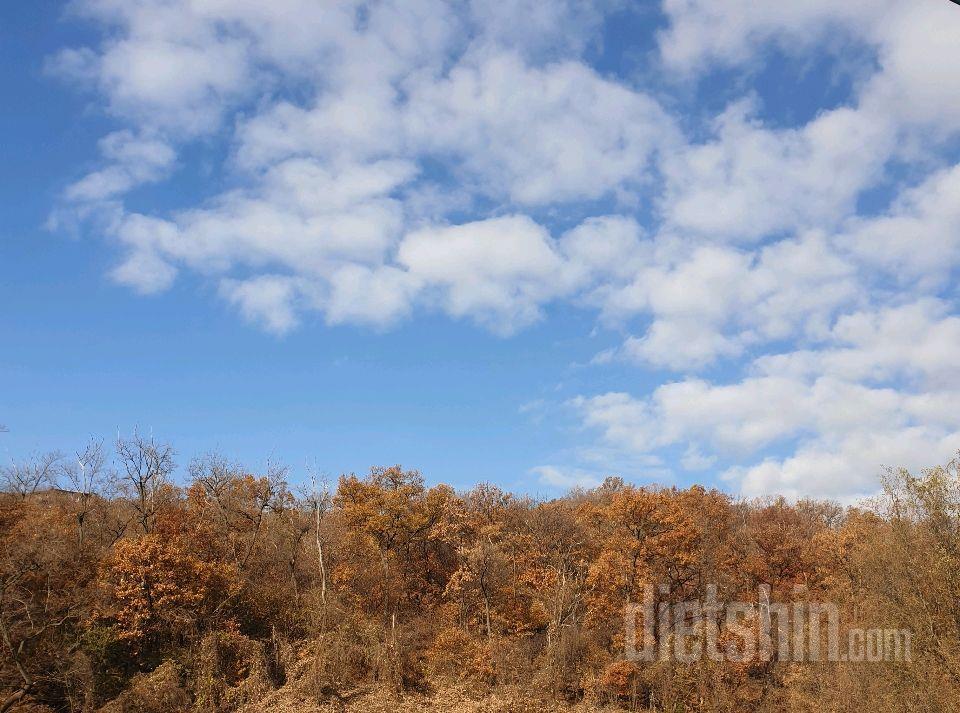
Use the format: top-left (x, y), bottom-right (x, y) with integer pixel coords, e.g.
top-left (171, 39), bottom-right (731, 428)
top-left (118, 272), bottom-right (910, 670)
top-left (315, 505), bottom-right (326, 605)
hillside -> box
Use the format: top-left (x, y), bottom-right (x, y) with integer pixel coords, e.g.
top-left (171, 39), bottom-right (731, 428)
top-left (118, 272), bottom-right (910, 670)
top-left (2, 437), bottom-right (958, 712)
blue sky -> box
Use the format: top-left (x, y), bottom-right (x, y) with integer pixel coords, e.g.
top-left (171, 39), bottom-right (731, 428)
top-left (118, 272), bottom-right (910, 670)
top-left (3, 0), bottom-right (960, 500)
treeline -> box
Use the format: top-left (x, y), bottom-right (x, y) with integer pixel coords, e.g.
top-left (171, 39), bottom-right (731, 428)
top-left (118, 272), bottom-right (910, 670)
top-left (2, 435), bottom-right (959, 712)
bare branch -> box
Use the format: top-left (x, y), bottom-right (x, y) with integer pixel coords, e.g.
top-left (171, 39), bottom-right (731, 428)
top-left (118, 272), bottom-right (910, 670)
top-left (115, 431), bottom-right (176, 533)
top-left (1, 452), bottom-right (66, 499)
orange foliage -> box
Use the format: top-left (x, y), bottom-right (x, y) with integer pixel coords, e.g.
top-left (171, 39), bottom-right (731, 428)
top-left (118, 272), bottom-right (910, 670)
top-left (102, 535), bottom-right (238, 644)
top-left (3, 447), bottom-right (960, 711)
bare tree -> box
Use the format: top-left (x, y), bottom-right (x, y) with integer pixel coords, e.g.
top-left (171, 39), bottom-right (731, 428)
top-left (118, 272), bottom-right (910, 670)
top-left (189, 453), bottom-right (289, 569)
top-left (238, 461), bottom-right (289, 570)
top-left (115, 432), bottom-right (175, 533)
top-left (63, 439), bottom-right (108, 546)
top-left (189, 452), bottom-right (242, 530)
top-left (304, 466), bottom-right (332, 606)
top-left (1, 452), bottom-right (65, 499)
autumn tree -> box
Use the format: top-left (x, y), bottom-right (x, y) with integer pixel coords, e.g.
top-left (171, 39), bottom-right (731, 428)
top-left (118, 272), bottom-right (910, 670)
top-left (444, 484), bottom-right (512, 640)
top-left (335, 467), bottom-right (454, 626)
top-left (115, 434), bottom-right (176, 534)
top-left (0, 491), bottom-right (90, 711)
top-left (6, 432), bottom-right (960, 712)
top-left (101, 535), bottom-right (237, 651)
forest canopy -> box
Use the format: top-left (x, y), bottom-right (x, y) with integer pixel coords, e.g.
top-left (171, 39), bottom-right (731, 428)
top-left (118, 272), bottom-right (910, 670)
top-left (2, 435), bottom-right (958, 712)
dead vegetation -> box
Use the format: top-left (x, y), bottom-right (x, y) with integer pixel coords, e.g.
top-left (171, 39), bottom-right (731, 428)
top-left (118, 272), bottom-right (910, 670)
top-left (2, 437), bottom-right (960, 711)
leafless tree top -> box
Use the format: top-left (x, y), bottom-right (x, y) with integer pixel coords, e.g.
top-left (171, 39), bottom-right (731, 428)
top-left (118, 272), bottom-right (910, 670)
top-left (1, 451), bottom-right (66, 499)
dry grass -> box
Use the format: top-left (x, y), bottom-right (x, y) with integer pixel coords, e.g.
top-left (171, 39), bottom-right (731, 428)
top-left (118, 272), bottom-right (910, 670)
top-left (97, 660), bottom-right (189, 713)
top-left (240, 682), bottom-right (616, 713)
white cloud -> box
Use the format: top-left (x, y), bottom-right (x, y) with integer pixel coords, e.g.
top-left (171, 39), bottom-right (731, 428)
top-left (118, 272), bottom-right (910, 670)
top-left (397, 215), bottom-right (570, 333)
top-left (531, 465), bottom-right (603, 490)
top-left (97, 37), bottom-right (250, 133)
top-left (236, 47), bottom-right (675, 208)
top-left (681, 445), bottom-right (716, 472)
top-left (599, 233), bottom-right (859, 371)
top-left (405, 51), bottom-right (676, 205)
top-left (110, 213), bottom-right (181, 293)
top-left (657, 0), bottom-right (885, 73)
top-left (467, 0), bottom-right (610, 58)
top-left (572, 392), bottom-right (656, 454)
top-left (218, 265), bottom-right (421, 334)
top-left (55, 0), bottom-right (363, 135)
top-left (323, 264), bottom-right (421, 327)
top-left (755, 301), bottom-right (960, 390)
top-left (730, 426), bottom-right (960, 502)
top-left (860, 1), bottom-right (960, 131)
top-left (110, 246), bottom-right (178, 295)
top-left (659, 0), bottom-right (960, 138)
top-left (621, 321), bottom-right (742, 371)
top-left (55, 0), bottom-right (673, 333)
top-left (109, 158), bottom-right (413, 288)
top-left (573, 325), bottom-right (960, 499)
top-left (66, 131), bottom-right (175, 202)
top-left (659, 101), bottom-right (894, 242)
top-left (558, 216), bottom-right (649, 285)
top-left (46, 0), bottom-right (960, 501)
top-left (841, 164), bottom-right (960, 285)
top-left (219, 275), bottom-right (305, 335)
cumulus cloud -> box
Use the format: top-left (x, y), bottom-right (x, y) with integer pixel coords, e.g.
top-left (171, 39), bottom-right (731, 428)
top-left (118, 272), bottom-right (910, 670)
top-left (323, 264), bottom-right (421, 327)
top-left (657, 0), bottom-right (886, 73)
top-left (841, 164), bottom-right (960, 285)
top-left (405, 52), bottom-right (675, 205)
top-left (730, 426), bottom-right (960, 502)
top-left (659, 101), bottom-right (894, 243)
top-left (219, 275), bottom-right (305, 335)
top-left (66, 131), bottom-right (176, 202)
top-left (397, 215), bottom-right (572, 333)
top-left (659, 0), bottom-right (960, 135)
top-left (47, 0), bottom-right (960, 499)
top-left (558, 216), bottom-right (649, 283)
top-left (107, 158), bottom-right (413, 292)
top-left (597, 233), bottom-right (860, 371)
top-left (531, 465), bottom-right (603, 490)
top-left (571, 300), bottom-right (960, 499)
top-left (754, 301), bottom-right (960, 390)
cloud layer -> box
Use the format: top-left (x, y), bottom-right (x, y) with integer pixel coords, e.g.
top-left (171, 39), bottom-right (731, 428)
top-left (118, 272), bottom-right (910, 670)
top-left (50, 0), bottom-right (960, 499)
